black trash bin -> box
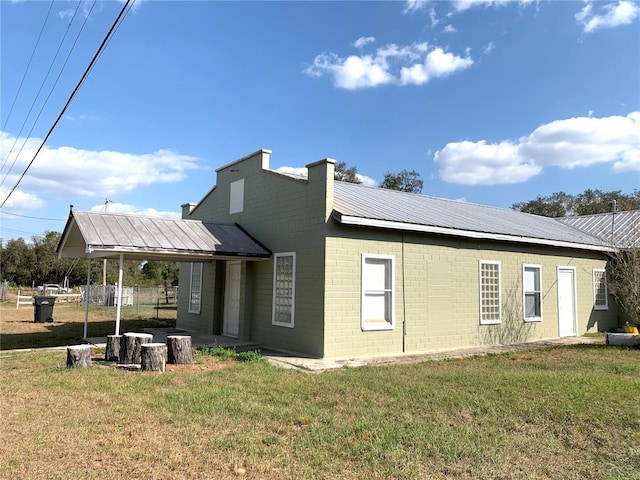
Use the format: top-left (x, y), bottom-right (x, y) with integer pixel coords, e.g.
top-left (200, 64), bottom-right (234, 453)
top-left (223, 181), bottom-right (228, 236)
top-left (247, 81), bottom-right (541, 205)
top-left (33, 296), bottom-right (56, 323)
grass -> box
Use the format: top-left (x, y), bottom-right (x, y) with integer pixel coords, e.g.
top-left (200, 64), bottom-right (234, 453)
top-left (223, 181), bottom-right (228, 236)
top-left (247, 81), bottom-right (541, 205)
top-left (1, 344), bottom-right (639, 479)
top-left (0, 300), bottom-right (176, 350)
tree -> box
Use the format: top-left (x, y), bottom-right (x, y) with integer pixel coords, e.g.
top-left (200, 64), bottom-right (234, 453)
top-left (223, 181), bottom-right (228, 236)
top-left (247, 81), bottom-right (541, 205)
top-left (1, 238), bottom-right (36, 286)
top-left (379, 169), bottom-right (423, 193)
top-left (608, 246), bottom-right (640, 327)
top-left (334, 161), bottom-right (362, 184)
top-left (512, 189), bottom-right (640, 217)
top-left (512, 191), bottom-right (573, 217)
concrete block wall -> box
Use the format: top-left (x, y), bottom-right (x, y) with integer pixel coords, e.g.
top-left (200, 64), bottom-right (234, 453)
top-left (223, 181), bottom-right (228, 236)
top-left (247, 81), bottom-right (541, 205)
top-left (323, 225), bottom-right (614, 359)
top-left (178, 150), bottom-right (334, 357)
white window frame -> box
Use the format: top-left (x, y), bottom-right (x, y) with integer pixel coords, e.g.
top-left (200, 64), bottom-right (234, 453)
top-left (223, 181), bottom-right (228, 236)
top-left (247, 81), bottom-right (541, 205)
top-left (479, 260), bottom-right (502, 325)
top-left (522, 264), bottom-right (543, 322)
top-left (593, 268), bottom-right (609, 310)
top-left (272, 252), bottom-right (296, 328)
top-left (188, 262), bottom-right (203, 314)
top-left (361, 254), bottom-right (395, 331)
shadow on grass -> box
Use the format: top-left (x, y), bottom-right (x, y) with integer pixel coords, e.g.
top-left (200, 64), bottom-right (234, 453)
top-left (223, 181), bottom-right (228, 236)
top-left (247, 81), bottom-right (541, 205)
top-left (0, 317), bottom-right (176, 351)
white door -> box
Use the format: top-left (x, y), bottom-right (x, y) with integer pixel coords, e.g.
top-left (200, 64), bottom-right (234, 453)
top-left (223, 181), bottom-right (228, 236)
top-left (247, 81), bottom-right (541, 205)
top-left (557, 267), bottom-right (577, 337)
top-left (223, 261), bottom-right (241, 337)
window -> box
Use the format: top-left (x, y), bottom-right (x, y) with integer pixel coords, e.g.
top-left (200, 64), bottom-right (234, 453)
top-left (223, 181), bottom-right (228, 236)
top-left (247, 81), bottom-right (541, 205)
top-left (229, 179), bottom-right (244, 214)
top-left (593, 268), bottom-right (608, 310)
top-left (523, 264), bottom-right (542, 321)
top-left (189, 263), bottom-right (203, 314)
top-left (272, 252), bottom-right (296, 327)
top-left (361, 254), bottom-right (395, 331)
top-left (479, 261), bottom-right (501, 325)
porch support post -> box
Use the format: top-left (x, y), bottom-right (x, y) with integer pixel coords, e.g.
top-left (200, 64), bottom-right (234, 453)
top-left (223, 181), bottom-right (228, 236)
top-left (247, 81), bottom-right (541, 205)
top-left (115, 254), bottom-right (124, 335)
top-left (83, 259), bottom-right (91, 339)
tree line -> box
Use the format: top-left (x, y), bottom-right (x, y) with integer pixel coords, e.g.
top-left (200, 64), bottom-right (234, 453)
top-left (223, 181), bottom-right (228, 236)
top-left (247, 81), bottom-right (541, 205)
top-left (0, 230), bottom-right (179, 288)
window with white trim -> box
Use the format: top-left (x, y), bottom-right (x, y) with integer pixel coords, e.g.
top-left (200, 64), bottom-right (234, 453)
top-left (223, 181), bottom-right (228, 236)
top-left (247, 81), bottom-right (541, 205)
top-left (361, 254), bottom-right (395, 331)
top-left (479, 260), bottom-right (501, 325)
top-left (593, 268), bottom-right (608, 310)
top-left (523, 264), bottom-right (542, 322)
top-left (272, 252), bottom-right (296, 327)
top-left (189, 263), bottom-right (203, 314)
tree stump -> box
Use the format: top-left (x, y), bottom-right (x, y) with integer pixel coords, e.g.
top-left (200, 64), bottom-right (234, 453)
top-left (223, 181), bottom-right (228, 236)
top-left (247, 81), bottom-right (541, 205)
top-left (120, 332), bottom-right (153, 365)
top-left (167, 335), bottom-right (194, 364)
top-left (66, 345), bottom-right (92, 368)
top-left (105, 335), bottom-right (121, 362)
top-left (141, 343), bottom-right (167, 372)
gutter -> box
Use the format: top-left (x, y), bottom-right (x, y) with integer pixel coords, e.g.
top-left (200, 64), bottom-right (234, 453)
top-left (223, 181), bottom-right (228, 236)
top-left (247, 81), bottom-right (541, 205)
top-left (333, 212), bottom-right (614, 253)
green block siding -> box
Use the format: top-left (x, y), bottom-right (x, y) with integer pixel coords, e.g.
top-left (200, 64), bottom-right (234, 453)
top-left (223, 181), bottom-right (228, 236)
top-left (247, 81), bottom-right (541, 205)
top-left (181, 151), bottom-right (331, 357)
top-left (323, 225), bottom-right (615, 359)
top-left (176, 261), bottom-right (218, 334)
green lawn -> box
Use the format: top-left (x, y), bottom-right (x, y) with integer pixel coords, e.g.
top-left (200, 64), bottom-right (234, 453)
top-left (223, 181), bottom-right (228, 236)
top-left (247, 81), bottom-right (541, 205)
top-left (1, 344), bottom-right (639, 479)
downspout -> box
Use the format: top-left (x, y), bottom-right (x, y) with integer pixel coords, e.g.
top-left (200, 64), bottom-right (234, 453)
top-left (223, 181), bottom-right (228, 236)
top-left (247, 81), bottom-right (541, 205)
top-left (402, 232), bottom-right (407, 353)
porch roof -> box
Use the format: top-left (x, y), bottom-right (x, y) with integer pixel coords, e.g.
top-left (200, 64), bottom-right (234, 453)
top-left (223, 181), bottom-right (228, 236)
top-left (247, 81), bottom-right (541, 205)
top-left (57, 209), bottom-right (271, 262)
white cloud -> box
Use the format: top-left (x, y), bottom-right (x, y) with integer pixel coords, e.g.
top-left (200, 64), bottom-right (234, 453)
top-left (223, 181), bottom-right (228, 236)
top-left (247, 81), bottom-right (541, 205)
top-left (0, 132), bottom-right (204, 200)
top-left (400, 47), bottom-right (473, 85)
top-left (89, 202), bottom-right (180, 218)
top-left (275, 166), bottom-right (377, 187)
top-left (0, 186), bottom-right (45, 211)
top-left (450, 0), bottom-right (510, 12)
top-left (483, 41), bottom-right (495, 54)
top-left (353, 36), bottom-right (375, 48)
top-left (403, 0), bottom-right (430, 14)
top-left (433, 112), bottom-right (640, 185)
top-left (443, 24), bottom-right (457, 33)
top-left (576, 1), bottom-right (640, 33)
top-left (305, 42), bottom-right (472, 90)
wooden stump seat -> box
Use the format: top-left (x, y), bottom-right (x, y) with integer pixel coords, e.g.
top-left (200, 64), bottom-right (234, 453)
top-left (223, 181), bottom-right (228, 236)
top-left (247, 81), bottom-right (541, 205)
top-left (167, 335), bottom-right (194, 365)
top-left (67, 345), bottom-right (92, 368)
top-left (141, 343), bottom-right (167, 372)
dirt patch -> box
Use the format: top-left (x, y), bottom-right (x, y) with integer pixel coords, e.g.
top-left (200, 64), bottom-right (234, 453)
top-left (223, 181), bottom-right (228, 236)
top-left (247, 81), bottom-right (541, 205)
top-left (167, 355), bottom-right (234, 372)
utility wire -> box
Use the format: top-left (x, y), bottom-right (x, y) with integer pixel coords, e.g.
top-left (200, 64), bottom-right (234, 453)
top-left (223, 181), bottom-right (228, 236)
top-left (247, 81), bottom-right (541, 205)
top-left (1, 0), bottom-right (83, 175)
top-left (0, 0), bottom-right (56, 139)
top-left (0, 0), bottom-right (133, 210)
top-left (0, 210), bottom-right (66, 221)
top-left (0, 0), bottom-right (96, 189)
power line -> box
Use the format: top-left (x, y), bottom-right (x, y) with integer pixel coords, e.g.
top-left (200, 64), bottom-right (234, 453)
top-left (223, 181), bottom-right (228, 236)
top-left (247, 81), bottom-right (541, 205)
top-left (0, 0), bottom-right (97, 189)
top-left (0, 0), bottom-right (134, 210)
top-left (0, 0), bottom-right (56, 138)
top-left (0, 211), bottom-right (66, 221)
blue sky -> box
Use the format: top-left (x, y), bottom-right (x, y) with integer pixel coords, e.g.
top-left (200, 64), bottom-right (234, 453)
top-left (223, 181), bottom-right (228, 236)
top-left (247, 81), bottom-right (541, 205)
top-left (1, 0), bottom-right (639, 242)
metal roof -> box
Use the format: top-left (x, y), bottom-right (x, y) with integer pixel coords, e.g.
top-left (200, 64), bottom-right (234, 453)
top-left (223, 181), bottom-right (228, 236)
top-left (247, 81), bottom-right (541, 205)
top-left (57, 210), bottom-right (271, 261)
top-left (332, 182), bottom-right (609, 251)
top-left (557, 210), bottom-right (640, 248)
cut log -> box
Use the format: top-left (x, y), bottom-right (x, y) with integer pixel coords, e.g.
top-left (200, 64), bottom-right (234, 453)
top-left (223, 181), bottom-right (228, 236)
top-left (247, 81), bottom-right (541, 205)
top-left (66, 345), bottom-right (92, 368)
top-left (167, 335), bottom-right (194, 364)
top-left (105, 335), bottom-right (121, 362)
top-left (120, 332), bottom-right (153, 365)
top-left (141, 343), bottom-right (167, 372)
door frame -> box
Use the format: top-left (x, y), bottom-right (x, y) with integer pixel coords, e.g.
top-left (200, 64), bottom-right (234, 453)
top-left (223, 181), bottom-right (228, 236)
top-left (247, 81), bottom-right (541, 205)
top-left (223, 260), bottom-right (242, 338)
top-left (557, 266), bottom-right (578, 337)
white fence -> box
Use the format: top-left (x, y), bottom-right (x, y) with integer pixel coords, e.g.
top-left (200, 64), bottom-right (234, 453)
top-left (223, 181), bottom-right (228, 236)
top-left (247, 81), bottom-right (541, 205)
top-left (16, 290), bottom-right (82, 309)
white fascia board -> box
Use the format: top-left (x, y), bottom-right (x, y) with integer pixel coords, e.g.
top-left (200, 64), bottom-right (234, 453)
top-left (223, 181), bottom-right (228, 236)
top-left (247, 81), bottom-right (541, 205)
top-left (336, 215), bottom-right (613, 253)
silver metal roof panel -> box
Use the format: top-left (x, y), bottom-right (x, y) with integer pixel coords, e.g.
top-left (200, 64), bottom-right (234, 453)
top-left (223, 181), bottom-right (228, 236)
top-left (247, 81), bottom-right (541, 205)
top-left (58, 210), bottom-right (271, 261)
top-left (333, 182), bottom-right (607, 250)
top-left (557, 210), bottom-right (639, 248)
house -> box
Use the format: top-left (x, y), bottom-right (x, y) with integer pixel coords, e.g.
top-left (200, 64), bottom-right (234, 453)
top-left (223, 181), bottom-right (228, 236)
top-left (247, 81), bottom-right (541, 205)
top-left (176, 149), bottom-right (618, 358)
